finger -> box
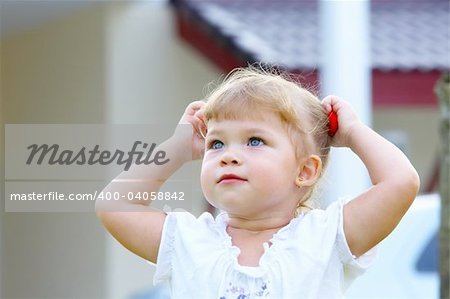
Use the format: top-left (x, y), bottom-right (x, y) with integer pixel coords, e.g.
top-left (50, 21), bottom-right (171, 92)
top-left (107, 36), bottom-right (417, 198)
top-left (189, 100), bottom-right (206, 111)
top-left (192, 110), bottom-right (207, 137)
top-left (324, 95), bottom-right (342, 112)
top-left (193, 115), bottom-right (207, 138)
top-left (185, 101), bottom-right (205, 115)
top-left (322, 102), bottom-right (332, 113)
top-left (321, 96), bottom-right (333, 113)
top-left (194, 108), bottom-right (205, 119)
top-left (194, 108), bottom-right (207, 126)
top-left (328, 95), bottom-right (338, 106)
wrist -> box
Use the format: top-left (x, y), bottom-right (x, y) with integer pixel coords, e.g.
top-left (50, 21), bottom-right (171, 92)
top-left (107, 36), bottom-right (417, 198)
top-left (345, 121), bottom-right (371, 149)
top-left (165, 135), bottom-right (193, 165)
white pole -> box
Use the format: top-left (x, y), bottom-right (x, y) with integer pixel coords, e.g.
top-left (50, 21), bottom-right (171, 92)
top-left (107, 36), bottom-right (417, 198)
top-left (319, 0), bottom-right (372, 205)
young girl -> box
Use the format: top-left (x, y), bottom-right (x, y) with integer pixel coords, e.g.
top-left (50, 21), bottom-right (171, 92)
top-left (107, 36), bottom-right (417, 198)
top-left (96, 67), bottom-right (420, 298)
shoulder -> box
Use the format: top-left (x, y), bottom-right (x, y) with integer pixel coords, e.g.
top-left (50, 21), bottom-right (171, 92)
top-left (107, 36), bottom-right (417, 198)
top-left (299, 199), bottom-right (378, 265)
top-left (162, 211), bottom-right (221, 240)
top-left (155, 211), bottom-right (226, 280)
top-left (284, 200), bottom-right (347, 255)
top-left (300, 199), bottom-right (344, 229)
top-left (165, 211), bottom-right (216, 227)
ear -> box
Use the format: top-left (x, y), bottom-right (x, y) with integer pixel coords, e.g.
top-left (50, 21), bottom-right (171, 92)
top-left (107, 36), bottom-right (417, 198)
top-left (296, 155), bottom-right (322, 187)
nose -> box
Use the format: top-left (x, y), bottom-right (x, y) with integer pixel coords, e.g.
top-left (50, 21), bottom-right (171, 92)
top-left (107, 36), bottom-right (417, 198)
top-left (220, 148), bottom-right (242, 167)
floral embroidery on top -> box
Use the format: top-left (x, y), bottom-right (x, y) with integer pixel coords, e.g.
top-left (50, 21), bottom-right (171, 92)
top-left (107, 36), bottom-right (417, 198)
top-left (219, 281), bottom-right (269, 298)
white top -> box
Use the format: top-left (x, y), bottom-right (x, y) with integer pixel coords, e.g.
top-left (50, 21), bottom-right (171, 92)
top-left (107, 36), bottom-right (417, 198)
top-left (153, 199), bottom-right (377, 298)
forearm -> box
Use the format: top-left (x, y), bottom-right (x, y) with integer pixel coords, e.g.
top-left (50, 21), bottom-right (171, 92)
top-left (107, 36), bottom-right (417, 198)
top-left (95, 135), bottom-right (190, 211)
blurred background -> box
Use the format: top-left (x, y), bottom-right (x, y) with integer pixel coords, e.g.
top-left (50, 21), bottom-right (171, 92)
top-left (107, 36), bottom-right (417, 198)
top-left (1, 0), bottom-right (448, 298)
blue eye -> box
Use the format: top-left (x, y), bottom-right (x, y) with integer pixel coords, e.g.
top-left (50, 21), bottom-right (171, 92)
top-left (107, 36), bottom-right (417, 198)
top-left (248, 137), bottom-right (264, 147)
top-left (211, 140), bottom-right (224, 150)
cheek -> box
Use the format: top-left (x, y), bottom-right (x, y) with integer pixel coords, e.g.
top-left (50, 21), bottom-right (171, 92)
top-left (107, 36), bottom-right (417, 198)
top-left (251, 157), bottom-right (298, 186)
top-left (200, 160), bottom-right (213, 194)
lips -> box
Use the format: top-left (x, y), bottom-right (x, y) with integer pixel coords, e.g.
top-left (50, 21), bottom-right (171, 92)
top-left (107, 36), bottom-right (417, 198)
top-left (217, 174), bottom-right (247, 183)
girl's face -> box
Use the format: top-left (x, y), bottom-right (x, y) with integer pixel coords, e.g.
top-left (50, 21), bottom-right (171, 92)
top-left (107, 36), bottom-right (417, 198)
top-left (200, 111), bottom-right (304, 218)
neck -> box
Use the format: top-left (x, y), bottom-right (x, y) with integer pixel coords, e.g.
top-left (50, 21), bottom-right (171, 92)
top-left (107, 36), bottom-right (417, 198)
top-left (226, 213), bottom-right (293, 233)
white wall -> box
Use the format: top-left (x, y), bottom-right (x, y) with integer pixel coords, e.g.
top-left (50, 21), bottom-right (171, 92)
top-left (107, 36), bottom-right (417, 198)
top-left (1, 4), bottom-right (108, 299)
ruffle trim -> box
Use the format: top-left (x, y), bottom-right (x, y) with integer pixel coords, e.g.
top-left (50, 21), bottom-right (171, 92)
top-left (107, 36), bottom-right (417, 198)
top-left (211, 212), bottom-right (306, 276)
top-left (334, 198), bottom-right (378, 269)
top-left (153, 213), bottom-right (176, 284)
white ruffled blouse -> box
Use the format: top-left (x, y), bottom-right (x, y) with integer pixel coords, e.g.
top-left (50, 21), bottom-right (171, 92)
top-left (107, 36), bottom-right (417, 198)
top-left (153, 199), bottom-right (377, 299)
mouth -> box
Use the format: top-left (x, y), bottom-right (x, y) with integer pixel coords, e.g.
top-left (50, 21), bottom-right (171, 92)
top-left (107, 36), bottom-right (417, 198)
top-left (217, 174), bottom-right (247, 184)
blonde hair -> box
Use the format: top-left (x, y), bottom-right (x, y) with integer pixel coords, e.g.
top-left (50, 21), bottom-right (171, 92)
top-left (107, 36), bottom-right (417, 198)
top-left (203, 65), bottom-right (331, 214)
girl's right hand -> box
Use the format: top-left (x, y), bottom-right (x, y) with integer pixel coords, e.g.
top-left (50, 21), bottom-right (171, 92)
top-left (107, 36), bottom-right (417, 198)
top-left (175, 101), bottom-right (207, 160)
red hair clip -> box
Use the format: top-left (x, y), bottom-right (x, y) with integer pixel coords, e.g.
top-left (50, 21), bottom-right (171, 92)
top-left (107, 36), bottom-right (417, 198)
top-left (328, 111), bottom-right (338, 137)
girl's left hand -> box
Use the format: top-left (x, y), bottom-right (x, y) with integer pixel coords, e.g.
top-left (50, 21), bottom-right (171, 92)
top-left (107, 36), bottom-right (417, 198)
top-left (322, 95), bottom-right (361, 148)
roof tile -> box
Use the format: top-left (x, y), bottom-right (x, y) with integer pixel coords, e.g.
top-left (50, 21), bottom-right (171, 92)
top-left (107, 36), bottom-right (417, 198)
top-left (175, 0), bottom-right (449, 71)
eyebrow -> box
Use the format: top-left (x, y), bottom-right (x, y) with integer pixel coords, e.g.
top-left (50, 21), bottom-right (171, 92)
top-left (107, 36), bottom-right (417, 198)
top-left (207, 127), bottom-right (274, 137)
